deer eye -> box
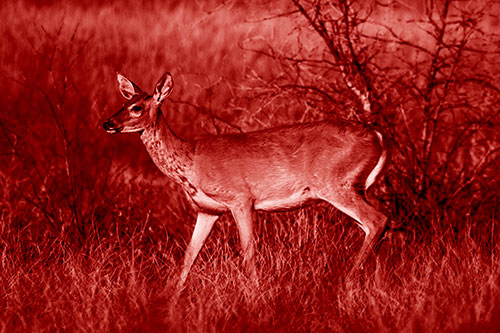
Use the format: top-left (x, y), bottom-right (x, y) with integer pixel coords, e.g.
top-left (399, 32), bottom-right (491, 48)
top-left (131, 105), bottom-right (142, 112)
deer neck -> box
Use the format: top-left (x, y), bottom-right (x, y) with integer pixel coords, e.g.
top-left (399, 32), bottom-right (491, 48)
top-left (140, 109), bottom-right (196, 193)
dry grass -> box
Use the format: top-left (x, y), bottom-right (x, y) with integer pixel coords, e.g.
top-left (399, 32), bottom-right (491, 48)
top-left (1, 0), bottom-right (499, 332)
top-left (2, 202), bottom-right (499, 331)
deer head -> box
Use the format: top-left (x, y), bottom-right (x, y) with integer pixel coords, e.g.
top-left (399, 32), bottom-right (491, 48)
top-left (103, 72), bottom-right (173, 134)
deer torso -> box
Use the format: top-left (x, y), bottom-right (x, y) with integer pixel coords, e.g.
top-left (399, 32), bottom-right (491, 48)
top-left (140, 116), bottom-right (380, 214)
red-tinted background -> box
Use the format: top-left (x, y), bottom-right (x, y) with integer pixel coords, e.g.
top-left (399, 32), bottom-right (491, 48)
top-left (1, 0), bottom-right (499, 331)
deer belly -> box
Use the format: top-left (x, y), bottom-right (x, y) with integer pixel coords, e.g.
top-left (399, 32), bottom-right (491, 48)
top-left (254, 187), bottom-right (313, 211)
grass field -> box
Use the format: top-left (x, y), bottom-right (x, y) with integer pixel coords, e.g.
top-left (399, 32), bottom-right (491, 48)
top-left (2, 205), bottom-right (499, 331)
top-left (1, 0), bottom-right (499, 331)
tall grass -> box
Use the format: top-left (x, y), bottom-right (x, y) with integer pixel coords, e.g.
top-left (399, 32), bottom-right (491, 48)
top-left (1, 0), bottom-right (499, 331)
top-left (2, 203), bottom-right (499, 331)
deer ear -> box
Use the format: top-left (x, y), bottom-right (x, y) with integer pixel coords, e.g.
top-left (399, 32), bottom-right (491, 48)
top-left (153, 72), bottom-right (173, 104)
top-left (117, 73), bottom-right (142, 100)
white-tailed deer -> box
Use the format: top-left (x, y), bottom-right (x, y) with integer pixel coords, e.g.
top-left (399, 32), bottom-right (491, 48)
top-left (103, 72), bottom-right (388, 287)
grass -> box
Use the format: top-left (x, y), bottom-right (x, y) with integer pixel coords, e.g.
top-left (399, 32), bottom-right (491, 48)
top-left (1, 203), bottom-right (499, 331)
top-left (1, 0), bottom-right (499, 331)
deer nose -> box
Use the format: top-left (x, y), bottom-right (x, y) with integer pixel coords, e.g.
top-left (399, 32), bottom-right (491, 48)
top-left (104, 120), bottom-right (124, 134)
top-left (103, 120), bottom-right (114, 131)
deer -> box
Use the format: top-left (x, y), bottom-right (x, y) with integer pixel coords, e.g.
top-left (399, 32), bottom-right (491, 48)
top-left (103, 72), bottom-right (389, 288)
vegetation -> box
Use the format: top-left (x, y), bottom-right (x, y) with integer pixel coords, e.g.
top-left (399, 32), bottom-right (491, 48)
top-left (1, 0), bottom-right (499, 331)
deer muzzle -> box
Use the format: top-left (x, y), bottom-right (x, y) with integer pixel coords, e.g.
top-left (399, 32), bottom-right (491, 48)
top-left (103, 120), bottom-right (123, 134)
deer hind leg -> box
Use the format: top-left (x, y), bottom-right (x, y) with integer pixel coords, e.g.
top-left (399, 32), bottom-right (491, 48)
top-left (351, 204), bottom-right (388, 270)
top-left (229, 202), bottom-right (257, 280)
top-left (320, 189), bottom-right (388, 269)
top-left (179, 212), bottom-right (220, 288)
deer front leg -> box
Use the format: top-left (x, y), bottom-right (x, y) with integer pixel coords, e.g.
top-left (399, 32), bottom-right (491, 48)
top-left (230, 203), bottom-right (257, 280)
top-left (179, 212), bottom-right (220, 288)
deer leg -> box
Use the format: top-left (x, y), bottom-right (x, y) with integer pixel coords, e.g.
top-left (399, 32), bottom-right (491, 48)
top-left (179, 212), bottom-right (220, 288)
top-left (230, 203), bottom-right (257, 280)
top-left (351, 207), bottom-right (387, 269)
top-left (321, 192), bottom-right (388, 270)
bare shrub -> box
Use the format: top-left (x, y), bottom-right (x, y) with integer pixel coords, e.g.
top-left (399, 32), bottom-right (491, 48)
top-left (240, 0), bottom-right (500, 235)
